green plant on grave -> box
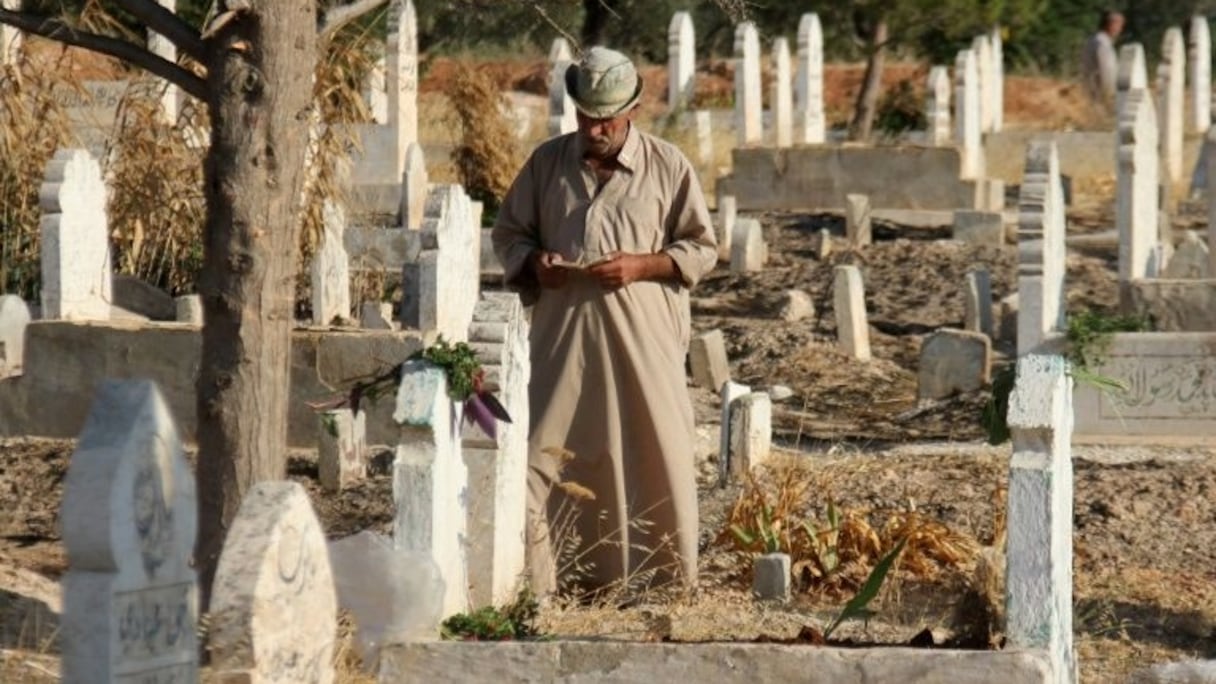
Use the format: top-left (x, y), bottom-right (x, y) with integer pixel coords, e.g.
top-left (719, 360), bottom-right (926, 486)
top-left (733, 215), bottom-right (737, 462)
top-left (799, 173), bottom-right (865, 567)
top-left (873, 79), bottom-right (927, 141)
top-left (823, 537), bottom-right (907, 640)
top-left (800, 501), bottom-right (842, 578)
top-left (730, 504), bottom-right (784, 554)
top-left (982, 310), bottom-right (1150, 445)
top-left (440, 587), bottom-right (543, 641)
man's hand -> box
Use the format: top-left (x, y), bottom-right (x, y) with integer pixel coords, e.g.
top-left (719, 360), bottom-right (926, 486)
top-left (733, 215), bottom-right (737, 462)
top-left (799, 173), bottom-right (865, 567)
top-left (587, 252), bottom-right (676, 289)
top-left (529, 250), bottom-right (569, 289)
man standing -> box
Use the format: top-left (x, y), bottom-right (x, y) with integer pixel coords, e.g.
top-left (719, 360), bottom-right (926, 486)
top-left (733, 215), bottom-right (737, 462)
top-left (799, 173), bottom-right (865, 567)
top-left (492, 46), bottom-right (716, 598)
top-left (1080, 10), bottom-right (1125, 109)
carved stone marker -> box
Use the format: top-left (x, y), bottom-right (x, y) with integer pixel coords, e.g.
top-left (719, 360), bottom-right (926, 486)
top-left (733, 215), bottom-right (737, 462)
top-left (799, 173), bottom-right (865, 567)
top-left (210, 481), bottom-right (337, 684)
top-left (833, 265), bottom-right (871, 361)
top-left (61, 379), bottom-right (198, 683)
top-left (40, 148), bottom-right (113, 321)
top-left (795, 13), bottom-right (825, 144)
top-left (690, 329), bottom-right (731, 391)
top-left (318, 408), bottom-right (367, 493)
top-left (734, 22), bottom-right (762, 146)
top-left (0, 294), bottom-right (31, 378)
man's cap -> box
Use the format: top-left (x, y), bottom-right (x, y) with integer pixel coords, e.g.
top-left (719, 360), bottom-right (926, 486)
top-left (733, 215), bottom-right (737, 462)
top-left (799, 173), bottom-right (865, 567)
top-left (564, 46), bottom-right (644, 119)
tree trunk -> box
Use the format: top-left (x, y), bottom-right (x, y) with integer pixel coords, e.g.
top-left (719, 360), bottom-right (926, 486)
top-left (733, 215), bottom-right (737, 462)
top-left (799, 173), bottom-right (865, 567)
top-left (849, 18), bottom-right (888, 142)
top-left (195, 0), bottom-right (316, 608)
top-left (581, 0), bottom-right (617, 47)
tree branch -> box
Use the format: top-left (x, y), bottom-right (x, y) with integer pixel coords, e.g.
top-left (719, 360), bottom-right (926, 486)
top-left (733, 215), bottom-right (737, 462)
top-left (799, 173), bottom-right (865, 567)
top-left (318, 0), bottom-right (388, 42)
top-left (0, 10), bottom-right (208, 101)
top-left (115, 0), bottom-right (206, 62)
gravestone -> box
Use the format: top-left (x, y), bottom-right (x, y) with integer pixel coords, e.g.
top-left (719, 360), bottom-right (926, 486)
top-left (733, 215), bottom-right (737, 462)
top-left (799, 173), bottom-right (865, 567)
top-left (1116, 43), bottom-right (1147, 119)
top-left (311, 200), bottom-right (351, 326)
top-left (61, 380), bottom-right (198, 683)
top-left (387, 0), bottom-right (419, 180)
top-left (1159, 28), bottom-right (1186, 188)
top-left (953, 210), bottom-right (1004, 244)
top-left (833, 265), bottom-right (871, 361)
top-left (1117, 89), bottom-right (1160, 282)
top-left (318, 408), bottom-right (367, 493)
top-left (845, 194), bottom-right (872, 247)
top-left (210, 481), bottom-right (337, 684)
top-left (40, 148), bottom-right (113, 321)
top-left (1162, 230), bottom-right (1211, 278)
top-left (716, 195), bottom-right (737, 262)
top-left (667, 12), bottom-right (696, 110)
top-left (730, 218), bottom-right (764, 272)
top-left (990, 25), bottom-right (1004, 132)
top-left (1, 0), bottom-right (21, 64)
top-left (548, 38), bottom-right (577, 136)
top-left (145, 0), bottom-right (179, 123)
top-left (917, 329), bottom-right (991, 400)
top-left (394, 360), bottom-right (469, 616)
top-left (360, 301), bottom-right (395, 330)
top-left (734, 22), bottom-right (762, 146)
top-left (954, 49), bottom-right (983, 179)
top-left (971, 35), bottom-right (993, 133)
top-left (401, 142), bottom-right (428, 230)
top-left (1189, 16), bottom-right (1211, 134)
top-left (691, 110), bottom-right (713, 168)
top-left (963, 269), bottom-right (994, 338)
top-left (364, 57), bottom-right (388, 124)
top-left (816, 228), bottom-right (832, 259)
top-left (1209, 128), bottom-right (1216, 277)
top-left (717, 381), bottom-right (751, 487)
top-left (728, 392), bottom-right (772, 478)
top-left (175, 295), bottom-right (203, 326)
top-left (1016, 141), bottom-right (1067, 356)
top-left (795, 13), bottom-right (825, 144)
top-left (401, 184), bottom-right (480, 342)
top-left (690, 329), bottom-right (731, 391)
top-left (779, 289), bottom-right (814, 322)
top-left (771, 38), bottom-right (792, 148)
top-left (926, 66), bottom-right (952, 146)
top-left (0, 295), bottom-right (31, 378)
top-left (1005, 354), bottom-right (1075, 684)
top-left (112, 274), bottom-right (175, 321)
top-left (462, 292), bottom-right (530, 608)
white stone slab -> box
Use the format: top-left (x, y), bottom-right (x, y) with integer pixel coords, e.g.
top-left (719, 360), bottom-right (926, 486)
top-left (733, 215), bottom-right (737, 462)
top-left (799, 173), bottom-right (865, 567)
top-left (1005, 354), bottom-right (1074, 684)
top-left (401, 142), bottom-right (428, 230)
top-left (718, 381), bottom-right (751, 487)
top-left (734, 22), bottom-right (762, 146)
top-left (387, 0), bottom-right (419, 180)
top-left (548, 38), bottom-right (577, 137)
top-left (401, 184), bottom-right (480, 341)
top-left (971, 35), bottom-right (993, 134)
top-left (40, 148), bottom-right (113, 321)
top-left (990, 26), bottom-right (1005, 133)
top-left (210, 481), bottom-right (337, 684)
top-left (845, 194), bottom-right (872, 247)
top-left (0, 295), bottom-right (31, 378)
top-left (964, 269), bottom-right (993, 338)
top-left (917, 328), bottom-right (991, 400)
top-left (1, 0), bottom-right (21, 65)
top-left (955, 49), bottom-right (983, 179)
top-left (61, 380), bottom-right (198, 683)
top-left (730, 218), bottom-right (764, 273)
top-left (771, 38), bottom-right (792, 148)
top-left (926, 66), bottom-right (952, 146)
top-left (716, 195), bottom-right (737, 262)
top-left (1117, 43), bottom-right (1148, 119)
top-left (690, 329), bottom-right (731, 391)
top-left (1189, 16), bottom-right (1211, 134)
top-left (833, 265), bottom-right (871, 361)
top-left (393, 360), bottom-right (469, 616)
top-left (1117, 89), bottom-right (1160, 282)
top-left (668, 12), bottom-right (696, 110)
top-left (1159, 28), bottom-right (1186, 187)
top-left (729, 392), bottom-right (772, 478)
top-left (1016, 141), bottom-right (1067, 356)
top-left (795, 13), bottom-right (825, 144)
top-left (319, 408), bottom-right (367, 492)
top-left (312, 200), bottom-right (352, 326)
top-left (953, 210), bottom-right (1004, 245)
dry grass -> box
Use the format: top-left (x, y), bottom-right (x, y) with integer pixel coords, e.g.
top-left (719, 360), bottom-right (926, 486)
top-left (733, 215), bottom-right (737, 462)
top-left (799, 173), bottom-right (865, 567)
top-left (446, 60), bottom-right (523, 223)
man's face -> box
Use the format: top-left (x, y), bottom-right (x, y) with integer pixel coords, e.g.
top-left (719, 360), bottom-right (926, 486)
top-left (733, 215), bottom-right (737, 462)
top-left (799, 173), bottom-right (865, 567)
top-left (1108, 14), bottom-right (1125, 38)
top-left (577, 108), bottom-right (635, 159)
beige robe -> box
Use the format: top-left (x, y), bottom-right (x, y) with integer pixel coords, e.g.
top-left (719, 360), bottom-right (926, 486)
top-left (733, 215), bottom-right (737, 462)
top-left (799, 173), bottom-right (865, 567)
top-left (492, 125), bottom-right (717, 595)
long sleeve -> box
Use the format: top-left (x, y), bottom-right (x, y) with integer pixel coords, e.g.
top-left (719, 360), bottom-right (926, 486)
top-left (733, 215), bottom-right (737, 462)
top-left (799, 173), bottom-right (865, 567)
top-left (662, 157), bottom-right (717, 288)
top-left (491, 154), bottom-right (542, 302)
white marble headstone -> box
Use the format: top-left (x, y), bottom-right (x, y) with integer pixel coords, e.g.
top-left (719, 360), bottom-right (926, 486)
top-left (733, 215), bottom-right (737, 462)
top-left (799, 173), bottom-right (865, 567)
top-left (990, 25), bottom-right (1004, 132)
top-left (771, 37), bottom-right (792, 148)
top-left (954, 49), bottom-right (982, 179)
top-left (61, 380), bottom-right (198, 683)
top-left (0, 294), bottom-right (31, 378)
top-left (1116, 43), bottom-right (1147, 119)
top-left (401, 142), bottom-right (428, 230)
top-left (1189, 16), bottom-right (1211, 134)
top-left (734, 22), bottom-right (762, 146)
top-left (210, 481), bottom-right (337, 684)
top-left (1016, 141), bottom-right (1067, 356)
top-left (926, 66), bottom-right (952, 146)
top-left (795, 13), bottom-right (825, 144)
top-left (387, 0), bottom-right (419, 179)
top-left (40, 148), bottom-right (113, 321)
top-left (833, 265), bottom-right (871, 361)
top-left (401, 184), bottom-right (480, 341)
top-left (1159, 28), bottom-right (1186, 187)
top-left (1117, 89), bottom-right (1160, 282)
top-left (548, 38), bottom-right (577, 136)
top-left (668, 12), bottom-right (696, 110)
top-left (311, 200), bottom-right (351, 326)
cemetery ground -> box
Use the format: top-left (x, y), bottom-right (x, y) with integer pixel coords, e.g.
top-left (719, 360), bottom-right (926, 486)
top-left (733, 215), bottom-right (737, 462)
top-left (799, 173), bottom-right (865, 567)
top-left (2, 201), bottom-right (1216, 682)
top-left (0, 48), bottom-right (1210, 681)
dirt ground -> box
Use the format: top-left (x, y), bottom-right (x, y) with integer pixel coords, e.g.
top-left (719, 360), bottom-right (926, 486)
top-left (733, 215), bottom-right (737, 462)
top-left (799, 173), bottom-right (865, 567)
top-left (2, 51), bottom-right (1212, 683)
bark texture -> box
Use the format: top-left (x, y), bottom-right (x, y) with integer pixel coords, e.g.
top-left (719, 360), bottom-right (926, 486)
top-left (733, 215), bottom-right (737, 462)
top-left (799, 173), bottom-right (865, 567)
top-left (195, 0), bottom-right (316, 607)
top-left (849, 18), bottom-right (888, 142)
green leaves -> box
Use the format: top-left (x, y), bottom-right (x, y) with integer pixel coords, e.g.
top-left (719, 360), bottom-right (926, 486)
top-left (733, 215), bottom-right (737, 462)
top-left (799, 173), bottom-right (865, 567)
top-left (823, 537), bottom-right (907, 640)
top-left (417, 336), bottom-right (483, 401)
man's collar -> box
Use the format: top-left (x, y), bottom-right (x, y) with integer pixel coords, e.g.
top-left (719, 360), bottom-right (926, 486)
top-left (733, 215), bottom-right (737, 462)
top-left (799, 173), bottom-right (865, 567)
top-left (574, 123), bottom-right (641, 172)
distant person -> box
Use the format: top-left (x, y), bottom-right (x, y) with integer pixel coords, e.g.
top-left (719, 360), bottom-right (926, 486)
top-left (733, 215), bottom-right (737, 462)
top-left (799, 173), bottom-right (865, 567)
top-left (1080, 10), bottom-right (1125, 108)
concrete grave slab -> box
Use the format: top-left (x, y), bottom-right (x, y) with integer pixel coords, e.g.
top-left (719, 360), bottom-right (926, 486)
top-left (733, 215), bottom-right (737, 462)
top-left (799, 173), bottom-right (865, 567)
top-left (917, 329), bottom-right (991, 400)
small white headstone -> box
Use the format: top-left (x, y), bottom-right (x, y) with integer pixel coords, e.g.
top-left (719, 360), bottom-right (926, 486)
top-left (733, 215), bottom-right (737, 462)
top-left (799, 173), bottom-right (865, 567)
top-left (1189, 16), bottom-right (1211, 134)
top-left (668, 12), bottom-right (696, 109)
top-left (729, 392), bottom-right (772, 478)
top-left (990, 26), bottom-right (1005, 132)
top-left (61, 380), bottom-right (198, 683)
top-left (1017, 141), bottom-right (1067, 356)
top-left (971, 35), bottom-right (993, 133)
top-left (917, 329), bottom-right (991, 400)
top-left (718, 381), bottom-right (751, 486)
top-left (963, 269), bottom-right (993, 338)
top-left (1162, 230), bottom-right (1211, 278)
top-left (548, 38), bottom-right (577, 136)
top-left (771, 38), bottom-right (793, 148)
top-left (401, 185), bottom-right (480, 341)
top-left (387, 0), bottom-right (419, 180)
top-left (311, 200), bottom-right (352, 326)
top-left (40, 148), bottom-right (113, 321)
top-left (401, 142), bottom-right (428, 230)
top-left (954, 49), bottom-right (983, 179)
top-left (1117, 43), bottom-right (1148, 118)
top-left (318, 408), bottom-right (367, 492)
top-left (0, 295), bottom-right (31, 378)
top-left (795, 13), bottom-right (825, 144)
top-left (734, 22), bottom-right (762, 146)
top-left (845, 194), bottom-right (872, 247)
top-left (833, 265), bottom-right (871, 361)
top-left (730, 218), bottom-right (764, 273)
top-left (1117, 89), bottom-right (1160, 282)
top-left (690, 329), bottom-right (731, 391)
top-left (1160, 28), bottom-right (1186, 187)
top-left (780, 289), bottom-right (815, 322)
top-left (210, 481), bottom-right (337, 684)
top-left (816, 228), bottom-right (832, 259)
top-left (926, 66), bottom-right (952, 146)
